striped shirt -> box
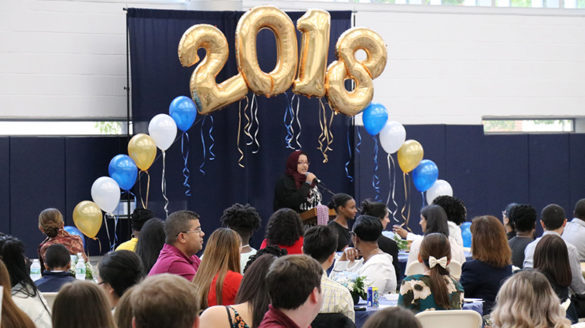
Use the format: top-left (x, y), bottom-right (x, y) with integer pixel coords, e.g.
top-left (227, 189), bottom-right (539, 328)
top-left (320, 273), bottom-right (355, 322)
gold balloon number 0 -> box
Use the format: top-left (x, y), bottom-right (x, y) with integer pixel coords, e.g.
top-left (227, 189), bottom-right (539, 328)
top-left (178, 6), bottom-right (387, 116)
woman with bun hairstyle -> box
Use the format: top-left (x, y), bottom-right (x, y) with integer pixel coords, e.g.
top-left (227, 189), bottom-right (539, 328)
top-left (328, 193), bottom-right (358, 251)
top-left (37, 208), bottom-right (87, 271)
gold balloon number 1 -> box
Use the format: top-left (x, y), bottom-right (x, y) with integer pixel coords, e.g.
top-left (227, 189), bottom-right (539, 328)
top-left (178, 6), bottom-right (387, 116)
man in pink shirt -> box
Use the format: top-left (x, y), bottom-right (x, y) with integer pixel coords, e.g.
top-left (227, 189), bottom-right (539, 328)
top-left (148, 210), bottom-right (205, 281)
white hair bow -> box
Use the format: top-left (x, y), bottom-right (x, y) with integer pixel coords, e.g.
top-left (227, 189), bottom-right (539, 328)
top-left (428, 256), bottom-right (448, 269)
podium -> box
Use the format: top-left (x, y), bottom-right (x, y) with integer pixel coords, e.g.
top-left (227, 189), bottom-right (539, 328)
top-left (300, 208), bottom-right (336, 226)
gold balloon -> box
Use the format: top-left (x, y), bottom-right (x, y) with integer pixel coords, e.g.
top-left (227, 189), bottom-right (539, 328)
top-left (128, 133), bottom-right (157, 171)
top-left (73, 200), bottom-right (103, 239)
top-left (325, 27), bottom-right (388, 116)
top-left (292, 9), bottom-right (330, 98)
top-left (178, 24), bottom-right (248, 115)
top-left (236, 6), bottom-right (298, 97)
top-left (397, 140), bottom-right (424, 173)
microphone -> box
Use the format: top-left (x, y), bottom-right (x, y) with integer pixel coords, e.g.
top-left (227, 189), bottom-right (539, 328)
top-left (305, 172), bottom-right (321, 185)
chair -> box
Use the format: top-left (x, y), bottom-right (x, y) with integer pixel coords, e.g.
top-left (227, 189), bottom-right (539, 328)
top-left (404, 260), bottom-right (462, 280)
top-left (416, 309), bottom-right (482, 328)
top-left (41, 292), bottom-right (58, 309)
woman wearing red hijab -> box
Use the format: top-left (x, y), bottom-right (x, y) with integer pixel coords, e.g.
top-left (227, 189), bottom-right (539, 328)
top-left (273, 150), bottom-right (321, 213)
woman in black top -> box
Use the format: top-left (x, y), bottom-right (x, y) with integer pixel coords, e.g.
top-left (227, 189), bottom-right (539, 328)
top-left (273, 150), bottom-right (320, 213)
top-left (361, 199), bottom-right (400, 282)
top-left (534, 234), bottom-right (578, 323)
top-left (327, 193), bottom-right (358, 251)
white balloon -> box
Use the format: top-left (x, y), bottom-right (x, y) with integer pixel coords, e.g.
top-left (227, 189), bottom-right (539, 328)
top-left (379, 121), bottom-right (406, 154)
top-left (426, 179), bottom-right (453, 205)
top-left (148, 114), bottom-right (177, 151)
top-left (91, 176), bottom-right (120, 214)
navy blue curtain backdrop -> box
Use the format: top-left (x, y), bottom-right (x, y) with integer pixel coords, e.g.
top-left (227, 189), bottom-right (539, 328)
top-left (356, 126), bottom-right (585, 236)
top-left (127, 9), bottom-right (354, 247)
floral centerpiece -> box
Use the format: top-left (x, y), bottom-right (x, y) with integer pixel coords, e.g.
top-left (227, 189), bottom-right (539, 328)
top-left (334, 273), bottom-right (368, 305)
top-left (393, 233), bottom-right (409, 251)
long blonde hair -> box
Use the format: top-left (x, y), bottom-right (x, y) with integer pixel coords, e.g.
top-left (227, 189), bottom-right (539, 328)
top-left (0, 260), bottom-right (35, 328)
top-left (491, 270), bottom-right (570, 328)
top-left (193, 228), bottom-right (240, 309)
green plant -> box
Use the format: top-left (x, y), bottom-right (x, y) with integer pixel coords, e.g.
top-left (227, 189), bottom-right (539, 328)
top-left (393, 233), bottom-right (409, 251)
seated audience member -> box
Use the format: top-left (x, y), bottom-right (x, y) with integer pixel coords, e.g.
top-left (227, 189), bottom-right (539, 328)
top-left (361, 199), bottom-right (400, 282)
top-left (460, 216), bottom-right (512, 314)
top-left (406, 205), bottom-right (466, 267)
top-left (193, 228), bottom-right (243, 309)
top-left (200, 254), bottom-right (278, 328)
top-left (149, 210), bottom-right (205, 280)
top-left (501, 202), bottom-right (519, 240)
top-left (0, 235), bottom-right (51, 328)
top-left (303, 225), bottom-right (354, 322)
top-left (490, 270), bottom-right (571, 328)
top-left (534, 234), bottom-right (578, 323)
top-left (399, 233), bottom-right (464, 313)
top-left (131, 273), bottom-right (200, 328)
top-left (331, 216), bottom-right (396, 295)
top-left (507, 204), bottom-right (536, 268)
top-left (362, 307), bottom-right (421, 328)
top-left (243, 245), bottom-right (288, 273)
top-left (34, 244), bottom-right (75, 292)
top-left (328, 193), bottom-right (358, 251)
top-left (432, 196), bottom-right (466, 247)
top-left (116, 208), bottom-right (154, 251)
top-left (0, 260), bottom-right (36, 328)
top-left (52, 280), bottom-right (116, 328)
top-left (524, 204), bottom-right (585, 296)
top-left (562, 198), bottom-right (585, 262)
top-left (258, 255), bottom-right (323, 328)
top-left (260, 209), bottom-right (304, 255)
top-left (135, 218), bottom-right (166, 273)
top-left (97, 250), bottom-right (145, 309)
top-left (38, 208), bottom-right (87, 270)
top-left (220, 203), bottom-right (262, 273)
top-left (114, 285), bottom-right (136, 328)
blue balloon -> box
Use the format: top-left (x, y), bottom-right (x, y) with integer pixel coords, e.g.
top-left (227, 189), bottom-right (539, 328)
top-left (108, 154), bottom-right (138, 191)
top-left (64, 226), bottom-right (85, 247)
top-left (461, 221), bottom-right (472, 248)
top-left (362, 103), bottom-right (388, 136)
top-left (169, 96), bottom-right (197, 132)
top-left (412, 159), bottom-right (439, 192)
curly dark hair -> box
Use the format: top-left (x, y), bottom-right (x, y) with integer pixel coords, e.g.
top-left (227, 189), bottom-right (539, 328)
top-left (432, 195), bottom-right (467, 225)
top-left (220, 203), bottom-right (261, 238)
top-left (265, 209), bottom-right (304, 247)
top-left (243, 245), bottom-right (288, 274)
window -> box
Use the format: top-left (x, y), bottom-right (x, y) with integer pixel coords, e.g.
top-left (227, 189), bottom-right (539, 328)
top-left (482, 118), bottom-right (574, 133)
top-left (0, 121), bottom-right (131, 136)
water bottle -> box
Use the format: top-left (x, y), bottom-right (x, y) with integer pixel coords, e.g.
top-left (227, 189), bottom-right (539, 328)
top-left (75, 258), bottom-right (86, 280)
top-left (30, 259), bottom-right (41, 281)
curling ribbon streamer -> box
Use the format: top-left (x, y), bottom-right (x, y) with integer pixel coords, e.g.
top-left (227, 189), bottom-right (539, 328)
top-left (161, 151), bottom-right (169, 218)
top-left (181, 132), bottom-right (192, 196)
top-left (199, 116), bottom-right (208, 175)
top-left (400, 173), bottom-right (412, 229)
top-left (386, 154), bottom-right (400, 223)
top-left (236, 96), bottom-right (249, 168)
top-left (293, 94), bottom-right (302, 149)
top-left (283, 93), bottom-right (295, 149)
top-left (137, 170), bottom-right (151, 209)
top-left (244, 94), bottom-right (260, 154)
top-left (344, 119), bottom-right (354, 182)
top-left (103, 213), bottom-right (112, 250)
top-left (372, 136), bottom-right (381, 201)
top-left (207, 116), bottom-right (216, 161)
top-left (316, 99), bottom-right (335, 163)
top-left (355, 127), bottom-right (362, 155)
top-left (421, 191), bottom-right (426, 208)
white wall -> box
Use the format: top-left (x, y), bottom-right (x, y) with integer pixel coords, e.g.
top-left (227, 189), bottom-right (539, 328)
top-left (1, 0), bottom-right (585, 124)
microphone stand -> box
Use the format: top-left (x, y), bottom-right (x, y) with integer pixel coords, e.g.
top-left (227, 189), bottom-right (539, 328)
top-left (317, 182), bottom-right (336, 197)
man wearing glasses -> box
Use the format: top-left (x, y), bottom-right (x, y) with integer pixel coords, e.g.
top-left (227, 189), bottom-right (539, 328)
top-left (148, 210), bottom-right (205, 281)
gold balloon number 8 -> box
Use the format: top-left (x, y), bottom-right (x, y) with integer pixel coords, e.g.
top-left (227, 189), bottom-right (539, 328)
top-left (178, 6), bottom-right (387, 116)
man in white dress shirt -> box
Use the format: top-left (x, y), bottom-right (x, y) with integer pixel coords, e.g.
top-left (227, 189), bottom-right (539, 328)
top-left (562, 198), bottom-right (585, 262)
top-left (303, 225), bottom-right (354, 322)
top-left (524, 204), bottom-right (585, 296)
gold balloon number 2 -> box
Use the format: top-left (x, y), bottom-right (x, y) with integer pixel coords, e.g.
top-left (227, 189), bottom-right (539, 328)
top-left (178, 6), bottom-right (387, 116)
